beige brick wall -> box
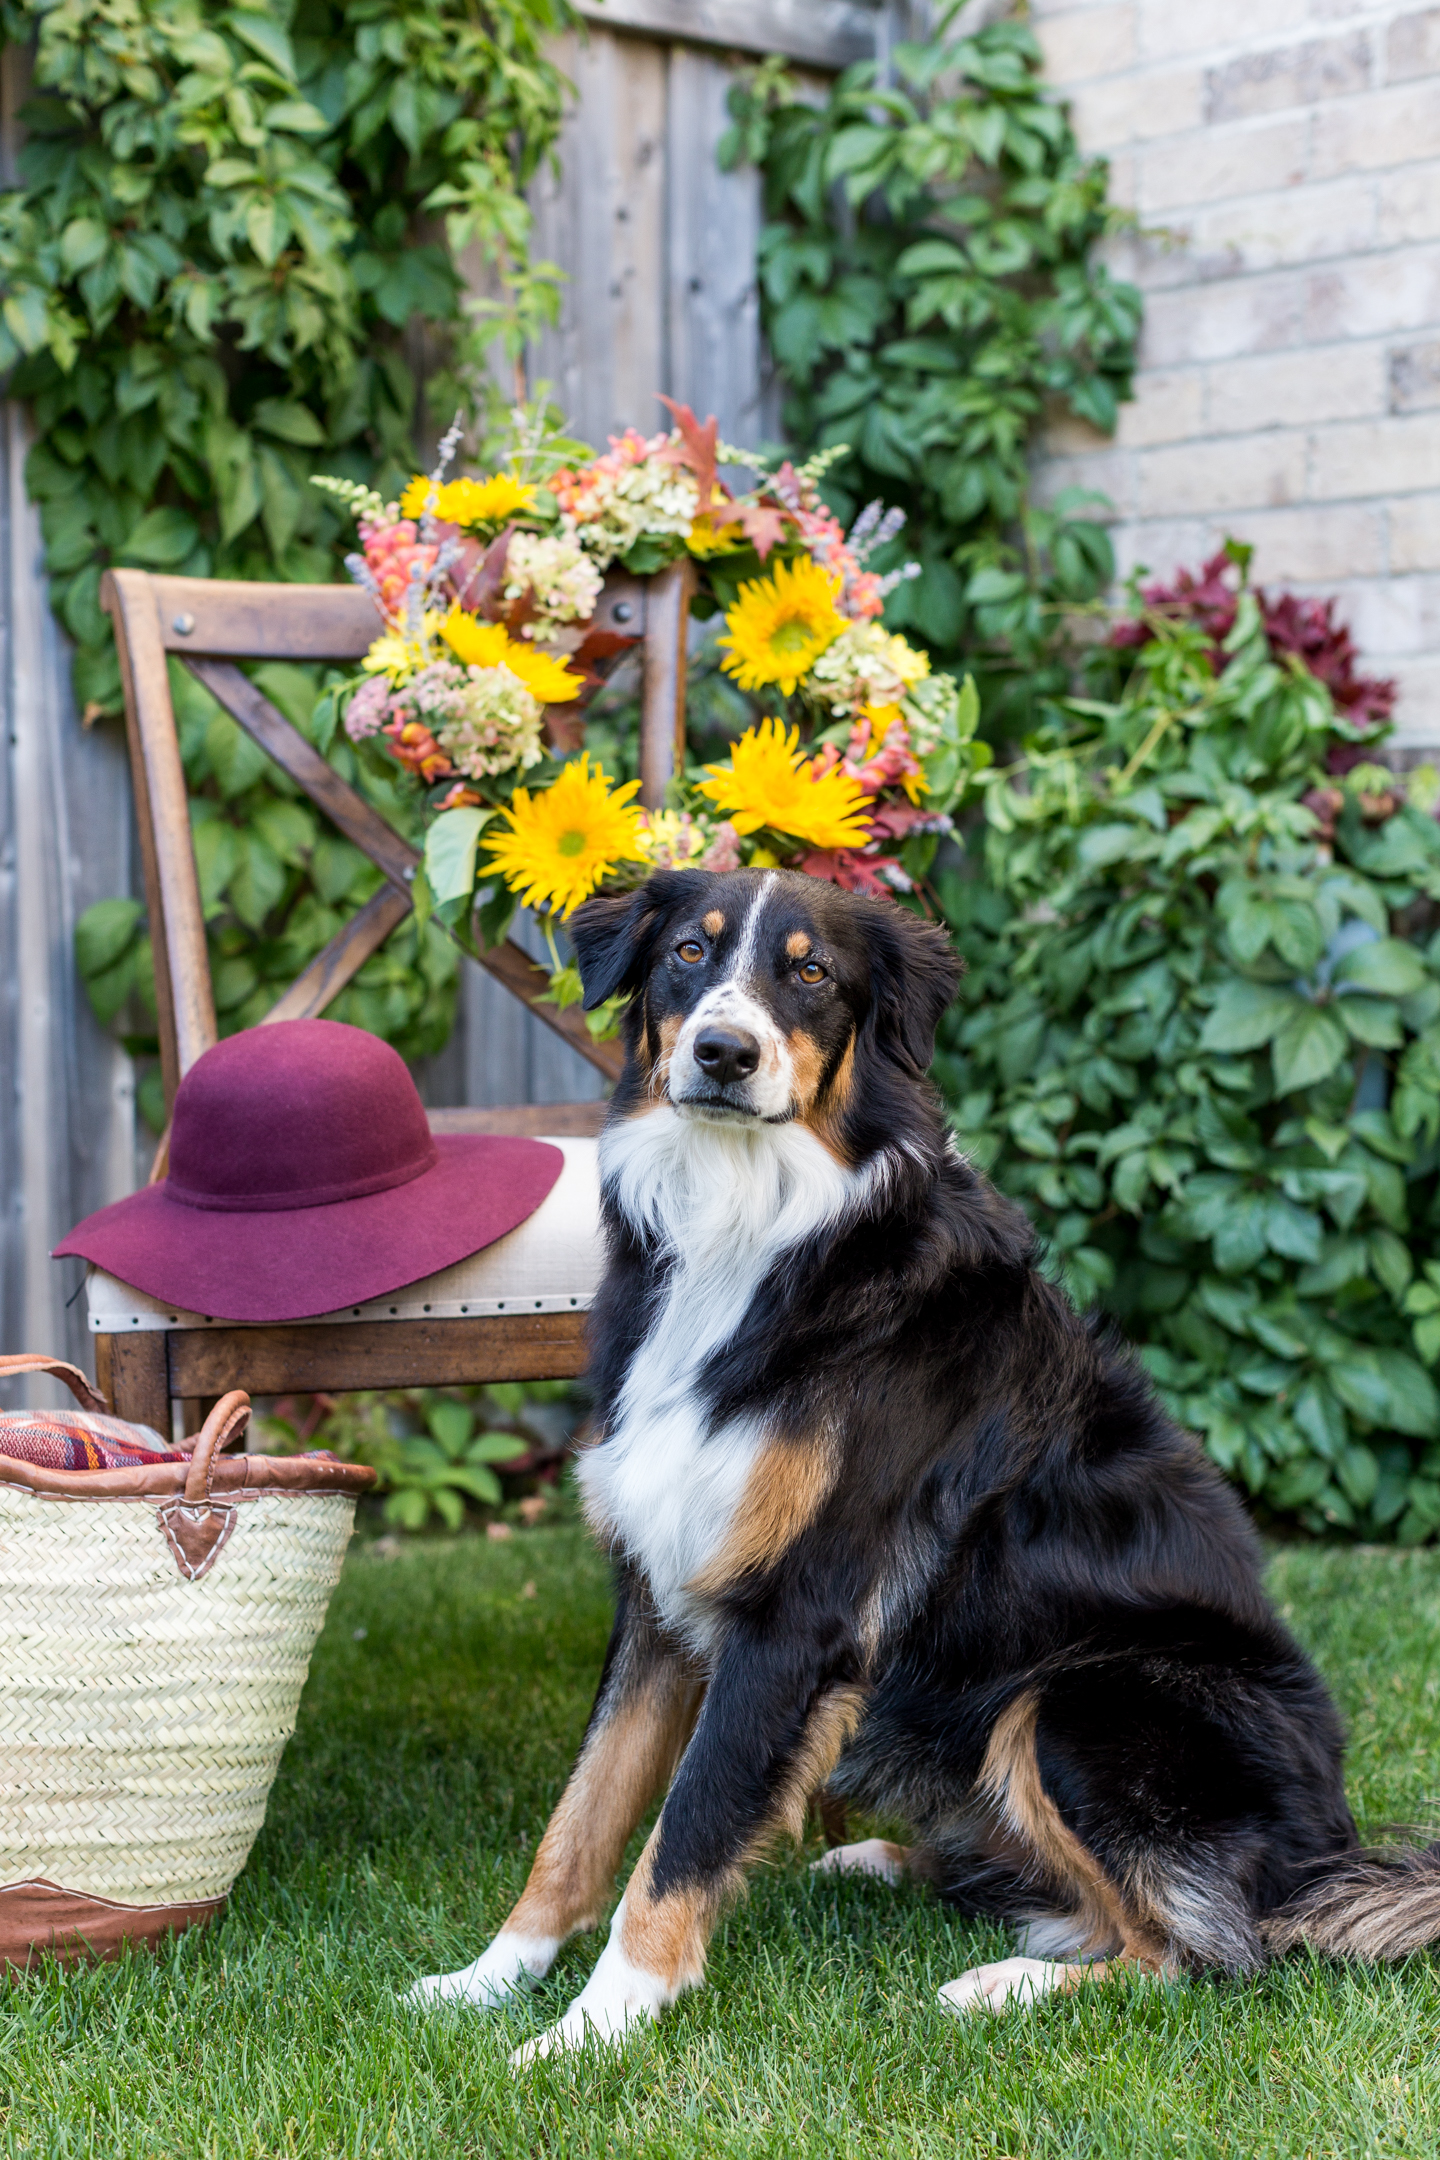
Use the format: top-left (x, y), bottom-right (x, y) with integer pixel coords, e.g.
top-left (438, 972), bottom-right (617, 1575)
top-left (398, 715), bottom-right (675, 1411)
top-left (1032, 0), bottom-right (1440, 744)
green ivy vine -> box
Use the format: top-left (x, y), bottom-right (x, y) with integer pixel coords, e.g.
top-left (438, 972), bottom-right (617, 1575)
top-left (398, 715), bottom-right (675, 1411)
top-left (0, 0), bottom-right (573, 1110)
top-left (723, 9), bottom-right (1141, 728)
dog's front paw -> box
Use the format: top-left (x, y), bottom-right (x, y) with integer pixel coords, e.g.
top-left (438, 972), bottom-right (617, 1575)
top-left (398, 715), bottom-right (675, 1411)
top-left (810, 1837), bottom-right (909, 1885)
top-left (509, 1930), bottom-right (671, 2066)
top-left (406, 1928), bottom-right (558, 2012)
top-left (938, 1957), bottom-right (1080, 2016)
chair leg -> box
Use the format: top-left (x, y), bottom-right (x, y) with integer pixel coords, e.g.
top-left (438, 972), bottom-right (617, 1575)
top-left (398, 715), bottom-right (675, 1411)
top-left (96, 1332), bottom-right (171, 1440)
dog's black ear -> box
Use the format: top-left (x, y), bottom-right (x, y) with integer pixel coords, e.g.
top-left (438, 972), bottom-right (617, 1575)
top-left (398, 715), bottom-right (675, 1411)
top-left (569, 873), bottom-right (695, 1010)
top-left (865, 902), bottom-right (962, 1073)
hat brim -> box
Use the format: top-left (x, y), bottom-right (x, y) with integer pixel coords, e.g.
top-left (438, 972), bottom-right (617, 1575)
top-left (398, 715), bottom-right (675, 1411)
top-left (53, 1135), bottom-right (565, 1324)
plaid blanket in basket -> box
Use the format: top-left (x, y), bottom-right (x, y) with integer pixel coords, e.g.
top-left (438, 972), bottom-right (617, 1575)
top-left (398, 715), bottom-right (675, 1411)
top-left (0, 1410), bottom-right (176, 1469)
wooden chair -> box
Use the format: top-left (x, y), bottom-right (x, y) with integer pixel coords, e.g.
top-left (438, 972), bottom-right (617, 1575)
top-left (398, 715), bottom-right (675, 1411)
top-left (91, 562), bottom-right (694, 1433)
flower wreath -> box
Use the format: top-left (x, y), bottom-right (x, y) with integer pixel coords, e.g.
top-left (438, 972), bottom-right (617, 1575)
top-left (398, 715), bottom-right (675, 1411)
top-left (311, 401), bottom-right (987, 1032)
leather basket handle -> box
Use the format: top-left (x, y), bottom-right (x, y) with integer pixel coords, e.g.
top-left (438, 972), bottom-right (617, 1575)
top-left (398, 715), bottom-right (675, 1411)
top-left (183, 1391), bottom-right (251, 1504)
top-left (0, 1354), bottom-right (109, 1414)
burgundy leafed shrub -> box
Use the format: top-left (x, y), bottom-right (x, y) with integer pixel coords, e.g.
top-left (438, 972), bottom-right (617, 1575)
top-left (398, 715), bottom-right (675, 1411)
top-left (1111, 548), bottom-right (1396, 743)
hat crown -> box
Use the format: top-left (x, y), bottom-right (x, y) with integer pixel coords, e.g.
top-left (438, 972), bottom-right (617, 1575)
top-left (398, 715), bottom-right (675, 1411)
top-left (166, 1020), bottom-right (436, 1213)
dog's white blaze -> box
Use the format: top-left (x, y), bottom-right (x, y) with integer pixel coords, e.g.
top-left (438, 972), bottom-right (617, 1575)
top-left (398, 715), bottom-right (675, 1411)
top-left (585, 1108), bottom-right (870, 1646)
top-left (667, 980), bottom-right (794, 1120)
top-left (666, 877), bottom-right (794, 1121)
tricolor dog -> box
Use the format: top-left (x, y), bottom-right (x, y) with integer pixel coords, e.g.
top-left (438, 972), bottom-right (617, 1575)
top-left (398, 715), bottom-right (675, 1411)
top-left (412, 866), bottom-right (1440, 2057)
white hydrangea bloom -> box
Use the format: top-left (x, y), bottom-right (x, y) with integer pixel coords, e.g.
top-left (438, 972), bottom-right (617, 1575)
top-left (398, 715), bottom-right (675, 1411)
top-left (808, 621), bottom-right (931, 715)
top-left (575, 461), bottom-right (700, 566)
top-left (504, 532), bottom-right (604, 644)
top-left (430, 667), bottom-right (547, 779)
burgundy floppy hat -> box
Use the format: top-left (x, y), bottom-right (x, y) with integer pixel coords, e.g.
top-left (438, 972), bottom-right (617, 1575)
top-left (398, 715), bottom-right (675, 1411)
top-left (53, 1019), bottom-right (565, 1324)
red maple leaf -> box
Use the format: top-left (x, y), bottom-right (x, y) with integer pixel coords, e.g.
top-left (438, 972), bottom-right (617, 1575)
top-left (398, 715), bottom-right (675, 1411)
top-left (734, 499), bottom-right (794, 562)
top-left (656, 394), bottom-right (721, 504)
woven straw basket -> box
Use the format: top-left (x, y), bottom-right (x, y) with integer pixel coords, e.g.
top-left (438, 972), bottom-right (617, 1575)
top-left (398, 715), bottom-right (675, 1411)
top-left (0, 1354), bottom-right (374, 1971)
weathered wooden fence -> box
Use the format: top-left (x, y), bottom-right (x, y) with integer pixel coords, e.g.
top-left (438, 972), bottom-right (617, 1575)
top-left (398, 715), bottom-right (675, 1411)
top-left (0, 5), bottom-right (889, 1395)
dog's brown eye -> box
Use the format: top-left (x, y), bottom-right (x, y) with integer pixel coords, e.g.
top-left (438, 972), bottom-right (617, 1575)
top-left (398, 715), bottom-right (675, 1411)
top-left (797, 960), bottom-right (826, 984)
top-left (677, 940), bottom-right (704, 964)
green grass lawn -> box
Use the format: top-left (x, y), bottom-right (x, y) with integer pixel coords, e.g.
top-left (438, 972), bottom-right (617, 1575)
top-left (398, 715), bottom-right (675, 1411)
top-left (7, 1528), bottom-right (1440, 2158)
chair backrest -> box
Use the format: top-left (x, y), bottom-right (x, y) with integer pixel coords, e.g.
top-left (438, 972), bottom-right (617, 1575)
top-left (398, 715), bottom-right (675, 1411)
top-left (101, 562), bottom-right (694, 1111)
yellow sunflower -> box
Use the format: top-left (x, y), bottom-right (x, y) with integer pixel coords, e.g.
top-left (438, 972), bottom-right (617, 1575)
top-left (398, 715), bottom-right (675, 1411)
top-left (399, 472), bottom-right (539, 527)
top-left (718, 556), bottom-right (848, 696)
top-left (362, 615), bottom-right (444, 679)
top-left (686, 510), bottom-right (747, 558)
top-left (484, 755), bottom-right (644, 917)
top-left (439, 609), bottom-right (583, 703)
top-left (698, 719), bottom-right (873, 852)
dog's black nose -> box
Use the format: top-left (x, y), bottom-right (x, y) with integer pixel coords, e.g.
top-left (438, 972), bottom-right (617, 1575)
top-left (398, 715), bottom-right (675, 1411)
top-left (693, 1027), bottom-right (760, 1085)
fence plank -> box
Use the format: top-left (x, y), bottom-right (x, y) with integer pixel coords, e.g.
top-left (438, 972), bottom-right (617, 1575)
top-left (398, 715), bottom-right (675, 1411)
top-left (574, 0), bottom-right (878, 68)
top-left (666, 42), bottom-right (768, 449)
top-left (530, 27), bottom-right (670, 447)
top-left (1, 397), bottom-right (138, 1405)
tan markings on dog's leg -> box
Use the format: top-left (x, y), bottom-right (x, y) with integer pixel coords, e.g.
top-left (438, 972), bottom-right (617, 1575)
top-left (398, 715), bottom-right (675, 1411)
top-left (785, 930), bottom-right (812, 959)
top-left (748, 1684), bottom-right (868, 1860)
top-left (512, 1688), bottom-right (865, 2060)
top-left (979, 1691), bottom-right (1131, 1959)
top-left (408, 1662), bottom-right (702, 2017)
top-left (616, 1834), bottom-right (714, 1996)
top-left (506, 1661), bottom-right (703, 1942)
top-left (687, 1437), bottom-right (836, 1597)
top-left (702, 909), bottom-right (725, 938)
top-left (623, 1685), bottom-right (864, 1980)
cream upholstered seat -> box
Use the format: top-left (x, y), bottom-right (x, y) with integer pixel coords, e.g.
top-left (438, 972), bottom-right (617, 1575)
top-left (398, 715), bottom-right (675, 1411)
top-left (85, 1139), bottom-right (604, 1335)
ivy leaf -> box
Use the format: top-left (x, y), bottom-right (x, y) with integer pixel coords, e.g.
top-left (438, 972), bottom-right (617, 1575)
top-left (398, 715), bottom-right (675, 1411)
top-left (229, 829), bottom-right (287, 930)
top-left (75, 897), bottom-right (141, 979)
top-left (60, 218), bottom-right (108, 274)
top-left (1199, 981), bottom-right (1303, 1053)
top-left (1271, 1004), bottom-right (1348, 1092)
top-left (311, 835), bottom-right (372, 904)
top-left (121, 506), bottom-right (199, 566)
top-left (246, 194), bottom-right (289, 266)
top-left (264, 99), bottom-right (331, 135)
top-left (229, 14), bottom-right (298, 82)
top-left (1338, 996), bottom-right (1403, 1048)
top-left (1334, 937), bottom-right (1430, 998)
top-left (251, 396), bottom-right (325, 445)
top-left (205, 713), bottom-right (270, 799)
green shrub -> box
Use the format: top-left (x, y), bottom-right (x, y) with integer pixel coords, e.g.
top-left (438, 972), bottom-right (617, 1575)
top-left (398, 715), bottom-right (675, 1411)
top-left (723, 9), bottom-right (1141, 719)
top-left (3, 0), bottom-right (572, 1091)
top-left (936, 562), bottom-right (1440, 1540)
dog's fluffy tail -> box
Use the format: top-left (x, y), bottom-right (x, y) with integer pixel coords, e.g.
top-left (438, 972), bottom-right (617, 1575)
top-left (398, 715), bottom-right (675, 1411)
top-left (1265, 1839), bottom-right (1440, 1961)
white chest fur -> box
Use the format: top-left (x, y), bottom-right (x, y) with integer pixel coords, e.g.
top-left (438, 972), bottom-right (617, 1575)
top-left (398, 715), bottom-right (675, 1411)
top-left (578, 1110), bottom-right (867, 1646)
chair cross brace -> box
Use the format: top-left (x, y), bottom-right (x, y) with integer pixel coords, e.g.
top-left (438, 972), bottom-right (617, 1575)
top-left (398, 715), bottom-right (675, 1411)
top-left (99, 563), bottom-right (697, 1105)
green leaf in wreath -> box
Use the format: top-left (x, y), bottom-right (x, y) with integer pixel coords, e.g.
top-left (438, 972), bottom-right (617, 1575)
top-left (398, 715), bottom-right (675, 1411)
top-left (424, 805), bottom-right (494, 907)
